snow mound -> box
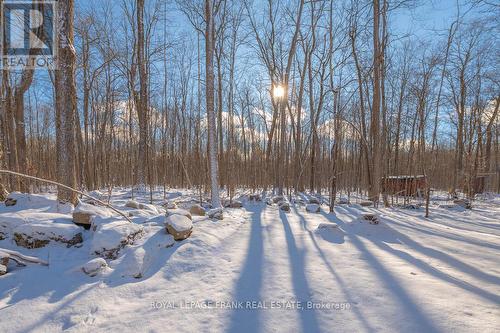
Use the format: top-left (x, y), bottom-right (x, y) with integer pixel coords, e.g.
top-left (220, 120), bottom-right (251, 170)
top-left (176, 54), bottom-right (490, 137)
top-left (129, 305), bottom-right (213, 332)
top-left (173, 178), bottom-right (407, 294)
top-left (74, 202), bottom-right (114, 217)
top-left (315, 223), bottom-right (344, 244)
top-left (316, 222), bottom-right (339, 230)
top-left (0, 214), bottom-right (28, 239)
top-left (3, 192), bottom-right (74, 213)
top-left (306, 203), bottom-right (320, 213)
top-left (207, 208), bottom-right (224, 220)
top-left (13, 220), bottom-right (83, 248)
top-left (82, 258), bottom-right (108, 277)
top-left (91, 221), bottom-right (144, 259)
top-left (111, 228), bottom-right (175, 278)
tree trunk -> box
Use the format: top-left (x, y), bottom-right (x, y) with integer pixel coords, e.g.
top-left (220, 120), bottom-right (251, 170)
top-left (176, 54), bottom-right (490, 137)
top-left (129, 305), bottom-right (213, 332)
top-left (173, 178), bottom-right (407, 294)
top-left (55, 0), bottom-right (78, 205)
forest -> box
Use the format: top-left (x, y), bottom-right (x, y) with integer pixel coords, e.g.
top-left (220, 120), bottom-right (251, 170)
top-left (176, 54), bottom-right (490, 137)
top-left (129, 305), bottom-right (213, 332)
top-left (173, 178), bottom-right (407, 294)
top-left (0, 1), bottom-right (499, 332)
top-left (1, 0), bottom-right (498, 205)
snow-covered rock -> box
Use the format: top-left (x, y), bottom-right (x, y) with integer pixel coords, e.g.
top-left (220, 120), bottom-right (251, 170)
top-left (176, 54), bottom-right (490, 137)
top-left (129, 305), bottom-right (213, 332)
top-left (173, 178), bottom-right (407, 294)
top-left (272, 195), bottom-right (285, 204)
top-left (73, 202), bottom-right (114, 229)
top-left (91, 221), bottom-right (144, 259)
top-left (166, 208), bottom-right (192, 220)
top-left (360, 200), bottom-right (373, 207)
top-left (189, 204), bottom-right (206, 216)
top-left (306, 203), bottom-right (320, 213)
top-left (362, 213), bottom-right (379, 224)
top-left (0, 214), bottom-right (27, 239)
top-left (207, 208), bottom-right (224, 220)
top-left (453, 199), bottom-right (472, 209)
top-left (279, 201), bottom-right (291, 212)
top-left (309, 197), bottom-right (320, 205)
top-left (125, 200), bottom-right (141, 209)
top-left (165, 214), bottom-right (193, 240)
top-left (338, 197), bottom-right (349, 205)
top-left (316, 222), bottom-right (338, 230)
top-left (13, 221), bottom-right (83, 249)
top-left (82, 258), bottom-right (108, 277)
top-left (315, 223), bottom-right (344, 244)
top-left (0, 251), bottom-right (9, 275)
top-left (5, 197), bottom-right (17, 206)
top-left (140, 203), bottom-right (159, 214)
top-left (111, 229), bottom-right (175, 279)
top-left (2, 192), bottom-right (74, 213)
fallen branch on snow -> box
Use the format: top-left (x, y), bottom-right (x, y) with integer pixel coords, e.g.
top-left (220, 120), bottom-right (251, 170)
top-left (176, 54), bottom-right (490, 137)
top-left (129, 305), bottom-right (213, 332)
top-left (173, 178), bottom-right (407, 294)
top-left (0, 248), bottom-right (49, 266)
top-left (0, 169), bottom-right (132, 223)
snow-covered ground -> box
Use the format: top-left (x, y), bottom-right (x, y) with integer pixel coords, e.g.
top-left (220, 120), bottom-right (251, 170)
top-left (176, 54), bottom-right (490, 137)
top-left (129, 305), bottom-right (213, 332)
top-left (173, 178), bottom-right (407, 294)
top-left (0, 189), bottom-right (499, 332)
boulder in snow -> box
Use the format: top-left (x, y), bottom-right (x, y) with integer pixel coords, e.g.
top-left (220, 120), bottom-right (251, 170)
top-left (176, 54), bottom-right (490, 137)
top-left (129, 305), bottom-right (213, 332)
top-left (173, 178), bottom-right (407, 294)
top-left (165, 214), bottom-right (193, 240)
top-left (279, 201), bottom-right (291, 212)
top-left (359, 200), bottom-right (373, 207)
top-left (453, 199), bottom-right (472, 209)
top-left (189, 204), bottom-right (206, 216)
top-left (362, 213), bottom-right (379, 224)
top-left (309, 197), bottom-right (320, 205)
top-left (73, 202), bottom-right (114, 229)
top-left (272, 195), bottom-right (285, 204)
top-left (82, 258), bottom-right (108, 277)
top-left (166, 208), bottom-right (192, 220)
top-left (125, 200), bottom-right (141, 209)
top-left (208, 208), bottom-right (224, 220)
top-left (0, 264), bottom-right (6, 276)
top-left (91, 221), bottom-right (144, 259)
top-left (5, 197), bottom-right (17, 206)
top-left (337, 197), bottom-right (349, 205)
top-left (140, 203), bottom-right (159, 214)
top-left (317, 223), bottom-right (338, 230)
top-left (306, 203), bottom-right (320, 213)
top-left (72, 212), bottom-right (94, 228)
top-left (13, 222), bottom-right (83, 249)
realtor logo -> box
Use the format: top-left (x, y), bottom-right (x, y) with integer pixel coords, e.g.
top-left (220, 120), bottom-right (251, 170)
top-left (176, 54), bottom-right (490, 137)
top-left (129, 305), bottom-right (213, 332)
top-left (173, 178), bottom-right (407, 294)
top-left (1, 0), bottom-right (57, 69)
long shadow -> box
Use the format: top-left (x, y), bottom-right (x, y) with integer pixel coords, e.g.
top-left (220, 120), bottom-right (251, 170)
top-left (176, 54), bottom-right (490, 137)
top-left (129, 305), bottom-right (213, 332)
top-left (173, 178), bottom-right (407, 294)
top-left (319, 210), bottom-right (442, 332)
top-left (395, 208), bottom-right (500, 237)
top-left (227, 205), bottom-right (264, 333)
top-left (379, 212), bottom-right (500, 251)
top-left (293, 207), bottom-right (376, 332)
top-left (328, 208), bottom-right (500, 303)
top-left (279, 210), bottom-right (321, 333)
top-left (380, 216), bottom-right (500, 286)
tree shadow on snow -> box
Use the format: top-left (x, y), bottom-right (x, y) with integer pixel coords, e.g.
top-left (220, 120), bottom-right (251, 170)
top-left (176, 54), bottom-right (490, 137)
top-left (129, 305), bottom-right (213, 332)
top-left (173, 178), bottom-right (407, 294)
top-left (292, 207), bottom-right (376, 332)
top-left (278, 209), bottom-right (321, 333)
top-left (319, 207), bottom-right (442, 332)
top-left (324, 206), bottom-right (500, 322)
top-left (227, 205), bottom-right (265, 333)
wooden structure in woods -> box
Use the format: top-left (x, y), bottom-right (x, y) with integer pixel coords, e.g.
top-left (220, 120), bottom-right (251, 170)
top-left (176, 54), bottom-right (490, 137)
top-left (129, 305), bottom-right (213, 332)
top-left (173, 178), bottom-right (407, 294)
top-left (381, 175), bottom-right (427, 197)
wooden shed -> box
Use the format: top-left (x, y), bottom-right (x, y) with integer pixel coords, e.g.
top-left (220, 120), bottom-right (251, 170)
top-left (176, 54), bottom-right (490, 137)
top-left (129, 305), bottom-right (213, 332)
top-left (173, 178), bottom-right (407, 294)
top-left (381, 175), bottom-right (427, 198)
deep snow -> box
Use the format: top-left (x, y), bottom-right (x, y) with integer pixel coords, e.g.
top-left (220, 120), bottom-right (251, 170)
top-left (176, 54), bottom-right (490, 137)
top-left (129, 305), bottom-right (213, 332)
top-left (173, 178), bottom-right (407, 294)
top-left (0, 189), bottom-right (499, 332)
